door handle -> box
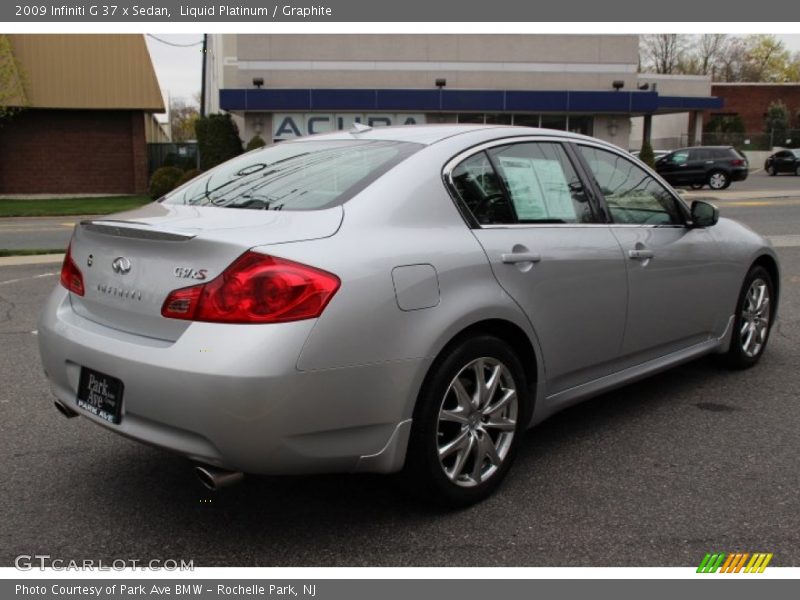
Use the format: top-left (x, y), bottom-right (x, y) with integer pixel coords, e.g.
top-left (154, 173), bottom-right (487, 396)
top-left (628, 249), bottom-right (654, 260)
top-left (501, 252), bottom-right (542, 264)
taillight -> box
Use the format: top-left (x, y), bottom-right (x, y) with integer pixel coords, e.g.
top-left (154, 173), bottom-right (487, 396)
top-left (161, 251), bottom-right (340, 324)
top-left (60, 243), bottom-right (84, 296)
top-left (730, 158), bottom-right (745, 167)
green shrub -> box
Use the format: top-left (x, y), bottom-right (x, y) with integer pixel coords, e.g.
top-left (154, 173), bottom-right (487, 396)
top-left (149, 166), bottom-right (184, 199)
top-left (638, 141), bottom-right (656, 169)
top-left (195, 113), bottom-right (243, 170)
top-left (175, 168), bottom-right (202, 188)
top-left (246, 135), bottom-right (267, 151)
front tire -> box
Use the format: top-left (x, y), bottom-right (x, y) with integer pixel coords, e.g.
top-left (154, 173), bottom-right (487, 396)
top-left (708, 170), bottom-right (731, 190)
top-left (724, 265), bottom-right (775, 369)
top-left (766, 164), bottom-right (776, 176)
top-left (404, 335), bottom-right (527, 507)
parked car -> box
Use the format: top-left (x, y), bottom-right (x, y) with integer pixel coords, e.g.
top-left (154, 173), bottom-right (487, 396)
top-left (655, 146), bottom-right (749, 190)
top-left (39, 125), bottom-right (779, 506)
top-left (764, 149), bottom-right (800, 176)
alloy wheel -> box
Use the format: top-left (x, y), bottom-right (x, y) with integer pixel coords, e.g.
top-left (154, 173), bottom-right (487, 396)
top-left (436, 357), bottom-right (518, 487)
top-left (709, 172), bottom-right (728, 189)
top-left (740, 278), bottom-right (771, 358)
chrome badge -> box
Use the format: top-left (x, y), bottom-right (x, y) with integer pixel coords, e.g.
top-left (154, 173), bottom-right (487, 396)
top-left (174, 266), bottom-right (208, 281)
top-left (111, 257), bottom-right (132, 275)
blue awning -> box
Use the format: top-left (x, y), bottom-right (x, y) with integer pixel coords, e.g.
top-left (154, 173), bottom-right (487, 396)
top-left (219, 88), bottom-right (721, 115)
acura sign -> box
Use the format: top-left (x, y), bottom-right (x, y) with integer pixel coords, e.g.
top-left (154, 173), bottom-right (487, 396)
top-left (272, 113), bottom-right (426, 140)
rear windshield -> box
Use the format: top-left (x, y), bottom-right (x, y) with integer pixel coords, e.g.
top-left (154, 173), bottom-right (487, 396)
top-left (161, 139), bottom-right (422, 211)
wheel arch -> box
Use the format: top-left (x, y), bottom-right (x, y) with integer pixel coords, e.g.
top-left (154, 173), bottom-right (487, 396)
top-left (416, 318), bottom-right (540, 427)
top-left (752, 253), bottom-right (781, 310)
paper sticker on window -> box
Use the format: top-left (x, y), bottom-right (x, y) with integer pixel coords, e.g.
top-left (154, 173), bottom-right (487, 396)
top-left (498, 156), bottom-right (575, 221)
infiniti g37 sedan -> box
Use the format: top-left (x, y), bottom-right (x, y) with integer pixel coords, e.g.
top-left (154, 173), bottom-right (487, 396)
top-left (39, 125), bottom-right (779, 506)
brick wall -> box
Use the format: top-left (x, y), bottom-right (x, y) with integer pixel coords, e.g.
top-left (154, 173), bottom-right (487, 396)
top-left (0, 109), bottom-right (149, 194)
top-left (708, 85), bottom-right (800, 132)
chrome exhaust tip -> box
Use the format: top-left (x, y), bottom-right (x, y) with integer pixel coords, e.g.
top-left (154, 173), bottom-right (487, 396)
top-left (54, 399), bottom-right (78, 419)
top-left (194, 465), bottom-right (243, 491)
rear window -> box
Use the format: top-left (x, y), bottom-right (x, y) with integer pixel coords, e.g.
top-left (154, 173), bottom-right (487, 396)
top-left (161, 140), bottom-right (422, 211)
top-left (715, 147), bottom-right (742, 159)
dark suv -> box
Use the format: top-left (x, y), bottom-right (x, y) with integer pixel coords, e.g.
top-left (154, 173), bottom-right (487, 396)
top-left (655, 146), bottom-right (749, 190)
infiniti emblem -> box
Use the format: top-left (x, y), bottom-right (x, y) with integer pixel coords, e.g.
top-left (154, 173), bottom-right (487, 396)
top-left (111, 256), bottom-right (132, 275)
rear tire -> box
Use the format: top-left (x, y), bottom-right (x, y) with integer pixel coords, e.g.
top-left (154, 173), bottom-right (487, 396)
top-left (404, 335), bottom-right (528, 507)
top-left (708, 170), bottom-right (731, 190)
top-left (690, 183), bottom-right (704, 190)
top-left (724, 265), bottom-right (775, 369)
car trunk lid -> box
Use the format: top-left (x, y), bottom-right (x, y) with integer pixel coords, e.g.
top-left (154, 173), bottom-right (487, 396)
top-left (67, 203), bottom-right (343, 341)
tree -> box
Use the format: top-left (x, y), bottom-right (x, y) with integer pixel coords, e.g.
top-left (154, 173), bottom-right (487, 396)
top-left (169, 99), bottom-right (199, 142)
top-left (741, 35), bottom-right (793, 82)
top-left (638, 141), bottom-right (656, 169)
top-left (0, 34), bottom-right (26, 121)
top-left (245, 134), bottom-right (266, 151)
top-left (639, 34), bottom-right (800, 82)
top-left (195, 113), bottom-right (243, 170)
top-left (640, 34), bottom-right (687, 74)
top-left (764, 100), bottom-right (791, 146)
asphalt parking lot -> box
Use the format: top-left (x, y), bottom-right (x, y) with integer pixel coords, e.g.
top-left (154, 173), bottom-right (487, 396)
top-left (1, 179), bottom-right (799, 567)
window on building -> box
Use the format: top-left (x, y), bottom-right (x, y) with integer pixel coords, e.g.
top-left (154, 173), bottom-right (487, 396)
top-left (568, 115), bottom-right (593, 136)
top-left (485, 114), bottom-right (513, 125)
top-left (540, 114), bottom-right (567, 131)
top-left (512, 114), bottom-right (540, 128)
top-left (457, 114), bottom-right (486, 124)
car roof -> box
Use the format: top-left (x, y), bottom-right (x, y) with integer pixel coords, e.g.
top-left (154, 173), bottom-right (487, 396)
top-left (291, 124), bottom-right (604, 147)
top-left (671, 146), bottom-right (734, 152)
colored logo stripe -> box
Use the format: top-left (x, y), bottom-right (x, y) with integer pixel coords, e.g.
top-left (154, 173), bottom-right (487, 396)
top-left (697, 552), bottom-right (773, 573)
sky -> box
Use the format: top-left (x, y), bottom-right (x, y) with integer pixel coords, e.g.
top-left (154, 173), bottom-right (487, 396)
top-left (144, 33), bottom-right (800, 118)
top-left (144, 34), bottom-right (204, 114)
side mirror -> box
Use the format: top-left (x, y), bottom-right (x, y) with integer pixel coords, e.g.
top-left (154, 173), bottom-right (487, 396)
top-left (690, 200), bottom-right (719, 228)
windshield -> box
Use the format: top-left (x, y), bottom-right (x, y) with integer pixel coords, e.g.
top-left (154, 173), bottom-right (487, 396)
top-left (162, 139), bottom-right (422, 211)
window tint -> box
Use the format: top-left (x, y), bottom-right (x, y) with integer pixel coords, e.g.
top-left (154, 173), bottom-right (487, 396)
top-left (161, 140), bottom-right (421, 211)
top-left (578, 145), bottom-right (684, 226)
top-left (488, 142), bottom-right (594, 223)
top-left (669, 151), bottom-right (689, 165)
top-left (690, 148), bottom-right (712, 160)
top-left (450, 152), bottom-right (513, 225)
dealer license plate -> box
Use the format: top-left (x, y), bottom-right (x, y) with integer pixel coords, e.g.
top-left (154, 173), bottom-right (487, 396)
top-left (76, 367), bottom-right (124, 425)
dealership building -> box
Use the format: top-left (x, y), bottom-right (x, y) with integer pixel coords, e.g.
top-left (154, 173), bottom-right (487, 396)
top-left (203, 34), bottom-right (721, 150)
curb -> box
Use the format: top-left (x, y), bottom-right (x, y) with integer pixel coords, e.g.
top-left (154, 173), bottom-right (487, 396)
top-left (0, 253), bottom-right (65, 267)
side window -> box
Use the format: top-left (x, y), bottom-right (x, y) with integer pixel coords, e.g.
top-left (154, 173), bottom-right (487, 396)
top-left (578, 145), bottom-right (684, 226)
top-left (692, 148), bottom-right (711, 160)
top-left (487, 142), bottom-right (595, 223)
top-left (669, 151), bottom-right (689, 165)
top-left (449, 152), bottom-right (514, 225)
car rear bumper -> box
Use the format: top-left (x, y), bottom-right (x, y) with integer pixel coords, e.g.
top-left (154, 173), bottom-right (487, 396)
top-left (731, 168), bottom-right (749, 182)
top-left (38, 288), bottom-right (425, 475)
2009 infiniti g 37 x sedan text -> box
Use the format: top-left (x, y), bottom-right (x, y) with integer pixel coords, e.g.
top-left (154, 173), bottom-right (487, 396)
top-left (39, 125), bottom-right (780, 506)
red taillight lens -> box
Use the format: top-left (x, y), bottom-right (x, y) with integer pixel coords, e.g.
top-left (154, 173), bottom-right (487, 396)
top-left (161, 251), bottom-right (340, 324)
top-left (730, 158), bottom-right (745, 167)
top-left (59, 244), bottom-right (84, 296)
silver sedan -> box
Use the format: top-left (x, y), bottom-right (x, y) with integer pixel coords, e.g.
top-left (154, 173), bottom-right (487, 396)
top-left (38, 125), bottom-right (779, 506)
